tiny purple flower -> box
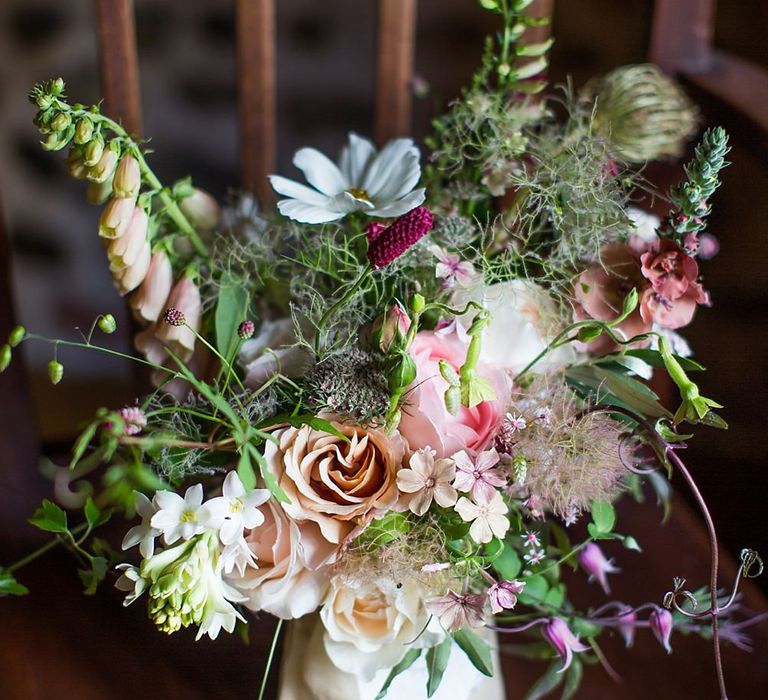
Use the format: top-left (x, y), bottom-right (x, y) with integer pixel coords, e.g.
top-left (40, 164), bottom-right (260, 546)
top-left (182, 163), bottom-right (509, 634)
top-left (523, 530), bottom-right (541, 549)
top-left (542, 617), bottom-right (590, 673)
top-left (649, 607), bottom-right (674, 654)
top-left (524, 549), bottom-right (546, 566)
top-left (504, 412), bottom-right (527, 432)
top-left (578, 542), bottom-right (620, 594)
top-left (488, 579), bottom-right (525, 614)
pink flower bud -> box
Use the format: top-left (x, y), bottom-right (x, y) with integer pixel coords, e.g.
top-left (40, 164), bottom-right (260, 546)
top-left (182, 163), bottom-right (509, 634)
top-left (115, 241), bottom-right (151, 295)
top-left (542, 617), bottom-right (590, 673)
top-left (578, 542), bottom-right (620, 594)
top-left (130, 251), bottom-right (173, 324)
top-left (238, 320), bottom-right (255, 339)
top-left (99, 197), bottom-right (137, 239)
top-left (367, 206), bottom-right (434, 269)
top-left (179, 188), bottom-right (220, 232)
top-left (113, 154), bottom-right (141, 198)
top-left (488, 579), bottom-right (525, 614)
top-left (118, 406), bottom-right (147, 436)
top-left (649, 608), bottom-right (674, 654)
top-left (108, 207), bottom-right (148, 272)
top-left (617, 605), bottom-right (637, 648)
top-left (87, 149), bottom-right (119, 184)
top-left (155, 276), bottom-right (201, 361)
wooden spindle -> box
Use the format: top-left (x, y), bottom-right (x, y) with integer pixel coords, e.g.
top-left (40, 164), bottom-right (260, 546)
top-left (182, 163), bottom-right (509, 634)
top-left (95, 0), bottom-right (143, 136)
top-left (236, 0), bottom-right (276, 203)
top-left (649, 0), bottom-right (716, 74)
top-left (374, 0), bottom-right (417, 146)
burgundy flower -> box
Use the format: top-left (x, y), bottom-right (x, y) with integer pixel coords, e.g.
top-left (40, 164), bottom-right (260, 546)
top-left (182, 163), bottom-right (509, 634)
top-left (366, 206), bottom-right (434, 269)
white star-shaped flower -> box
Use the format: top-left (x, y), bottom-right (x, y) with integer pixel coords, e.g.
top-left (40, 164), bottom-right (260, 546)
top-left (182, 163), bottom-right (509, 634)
top-left (201, 471), bottom-right (271, 545)
top-left (455, 491), bottom-right (510, 544)
top-left (269, 132), bottom-right (425, 224)
top-left (151, 483), bottom-right (206, 544)
top-left (396, 447), bottom-right (458, 516)
top-left (121, 491), bottom-right (160, 558)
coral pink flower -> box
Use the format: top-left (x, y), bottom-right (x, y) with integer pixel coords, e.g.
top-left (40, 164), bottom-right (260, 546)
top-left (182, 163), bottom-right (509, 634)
top-left (130, 251), bottom-right (173, 324)
top-left (640, 282), bottom-right (710, 330)
top-left (115, 240), bottom-right (152, 295)
top-left (488, 579), bottom-right (525, 614)
top-left (108, 207), bottom-right (148, 273)
top-left (640, 239), bottom-right (699, 301)
top-left (99, 196), bottom-right (137, 239)
top-left (452, 448), bottom-right (505, 503)
top-left (542, 617), bottom-right (590, 673)
top-left (397, 323), bottom-right (509, 458)
top-left (427, 590), bottom-right (486, 632)
top-left (578, 542), bottom-right (620, 594)
top-left (179, 188), bottom-right (220, 232)
top-left (396, 447), bottom-right (458, 516)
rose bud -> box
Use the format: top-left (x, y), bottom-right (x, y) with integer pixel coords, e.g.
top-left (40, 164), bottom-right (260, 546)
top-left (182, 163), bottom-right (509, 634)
top-left (179, 188), bottom-right (220, 232)
top-left (113, 154), bottom-right (141, 199)
top-left (99, 197), bottom-right (137, 240)
top-left (130, 251), bottom-right (173, 324)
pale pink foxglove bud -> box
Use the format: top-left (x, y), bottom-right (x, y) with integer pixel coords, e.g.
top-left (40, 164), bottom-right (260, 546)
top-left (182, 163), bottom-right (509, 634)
top-left (487, 579), bottom-right (525, 614)
top-left (115, 241), bottom-right (151, 295)
top-left (134, 324), bottom-right (168, 365)
top-left (542, 617), bottom-right (590, 673)
top-left (130, 251), bottom-right (173, 324)
top-left (113, 154), bottom-right (141, 198)
top-left (87, 148), bottom-right (119, 184)
top-left (108, 207), bottom-right (148, 272)
top-left (649, 607), bottom-right (674, 654)
top-left (179, 188), bottom-right (220, 232)
top-left (99, 197), bottom-right (137, 240)
top-left (86, 178), bottom-right (114, 206)
top-left (155, 276), bottom-right (201, 361)
top-left (578, 542), bottom-right (620, 594)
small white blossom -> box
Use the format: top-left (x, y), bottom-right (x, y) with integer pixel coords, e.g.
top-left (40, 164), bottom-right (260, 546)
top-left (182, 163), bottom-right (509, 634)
top-left (151, 483), bottom-right (206, 544)
top-left (121, 491), bottom-right (160, 558)
top-left (201, 471), bottom-right (271, 545)
top-left (455, 491), bottom-right (510, 544)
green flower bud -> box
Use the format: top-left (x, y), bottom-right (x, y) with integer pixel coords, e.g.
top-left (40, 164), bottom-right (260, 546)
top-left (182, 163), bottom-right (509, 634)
top-left (0, 345), bottom-right (11, 372)
top-left (577, 325), bottom-right (603, 343)
top-left (67, 148), bottom-right (89, 180)
top-left (74, 118), bottom-right (94, 145)
top-left (86, 179), bottom-right (114, 206)
top-left (83, 136), bottom-right (105, 167)
top-left (48, 360), bottom-right (64, 385)
top-left (87, 149), bottom-right (119, 184)
top-left (386, 352), bottom-right (417, 393)
top-left (41, 131), bottom-right (68, 152)
top-left (409, 293), bottom-right (426, 314)
top-left (51, 78), bottom-right (65, 96)
top-left (444, 384), bottom-right (461, 416)
top-left (8, 326), bottom-right (25, 347)
top-left (51, 112), bottom-right (71, 133)
top-left (36, 94), bottom-right (54, 111)
top-left (112, 155), bottom-right (141, 199)
top-left (98, 314), bottom-right (117, 334)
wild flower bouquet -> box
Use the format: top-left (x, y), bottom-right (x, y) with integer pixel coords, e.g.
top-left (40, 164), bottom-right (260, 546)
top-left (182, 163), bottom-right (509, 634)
top-left (1, 3), bottom-right (764, 699)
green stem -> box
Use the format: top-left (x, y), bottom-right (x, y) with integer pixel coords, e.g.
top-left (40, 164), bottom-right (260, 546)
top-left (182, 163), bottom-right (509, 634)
top-left (535, 537), bottom-right (594, 579)
top-left (8, 522), bottom-right (89, 573)
top-left (257, 618), bottom-right (284, 700)
top-left (314, 262), bottom-right (372, 355)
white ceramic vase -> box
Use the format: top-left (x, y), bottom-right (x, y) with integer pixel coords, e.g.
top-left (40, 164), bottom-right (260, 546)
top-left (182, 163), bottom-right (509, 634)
top-left (278, 614), bottom-right (506, 700)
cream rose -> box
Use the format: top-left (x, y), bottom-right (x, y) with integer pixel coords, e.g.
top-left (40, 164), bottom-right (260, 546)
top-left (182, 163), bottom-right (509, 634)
top-left (319, 577), bottom-right (443, 680)
top-left (452, 279), bottom-right (575, 375)
top-left (265, 421), bottom-right (406, 544)
top-left (230, 501), bottom-right (337, 619)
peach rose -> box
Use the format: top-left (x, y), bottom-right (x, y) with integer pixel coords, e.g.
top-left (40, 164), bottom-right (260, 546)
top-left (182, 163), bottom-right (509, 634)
top-left (232, 501), bottom-right (337, 619)
top-left (265, 421), bottom-right (406, 544)
top-left (397, 323), bottom-right (509, 458)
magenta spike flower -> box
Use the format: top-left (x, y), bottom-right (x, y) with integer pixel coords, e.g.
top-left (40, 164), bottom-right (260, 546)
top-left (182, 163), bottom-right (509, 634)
top-left (578, 542), bottom-right (620, 594)
top-left (649, 607), bottom-right (674, 654)
top-left (542, 617), bottom-right (590, 673)
top-left (488, 579), bottom-right (526, 614)
top-left (237, 319), bottom-right (255, 339)
top-left (366, 206), bottom-right (434, 269)
top-left (164, 307), bottom-right (185, 326)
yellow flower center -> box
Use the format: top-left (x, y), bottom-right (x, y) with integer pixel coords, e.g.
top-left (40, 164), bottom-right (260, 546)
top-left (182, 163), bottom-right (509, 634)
top-left (346, 187), bottom-right (371, 202)
top-left (180, 510), bottom-right (196, 523)
top-left (229, 497), bottom-right (244, 514)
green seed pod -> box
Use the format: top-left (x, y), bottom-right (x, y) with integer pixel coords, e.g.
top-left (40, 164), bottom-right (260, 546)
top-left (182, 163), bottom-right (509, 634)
top-left (98, 314), bottom-right (117, 334)
top-left (74, 118), bottom-right (94, 145)
top-left (444, 384), bottom-right (461, 416)
top-left (48, 359), bottom-right (64, 385)
top-left (0, 345), bottom-right (11, 372)
top-left (8, 325), bottom-right (25, 347)
top-left (438, 359), bottom-right (460, 387)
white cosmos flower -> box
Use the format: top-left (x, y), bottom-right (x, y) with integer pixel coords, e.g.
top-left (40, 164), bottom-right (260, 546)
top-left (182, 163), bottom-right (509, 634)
top-left (269, 132), bottom-right (425, 224)
top-left (200, 471), bottom-right (271, 545)
top-left (121, 491), bottom-right (160, 558)
top-left (151, 483), bottom-right (206, 544)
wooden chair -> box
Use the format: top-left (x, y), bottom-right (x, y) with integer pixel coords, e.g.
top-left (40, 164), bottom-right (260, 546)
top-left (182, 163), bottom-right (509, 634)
top-left (1, 1), bottom-right (766, 698)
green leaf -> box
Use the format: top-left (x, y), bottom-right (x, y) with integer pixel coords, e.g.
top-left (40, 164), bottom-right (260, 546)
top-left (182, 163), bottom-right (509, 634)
top-left (78, 556), bottom-right (108, 595)
top-left (493, 542), bottom-right (522, 579)
top-left (543, 583), bottom-right (566, 608)
top-left (425, 636), bottom-right (452, 698)
top-left (561, 658), bottom-right (583, 700)
top-left (84, 497), bottom-right (110, 529)
top-left (622, 349), bottom-right (704, 372)
top-left (28, 499), bottom-right (68, 534)
top-left (247, 443), bottom-right (290, 503)
top-left (461, 375), bottom-right (496, 408)
top-left (549, 523), bottom-right (576, 568)
top-left (237, 448), bottom-right (257, 491)
top-left (523, 660), bottom-right (563, 700)
top-left (289, 414), bottom-right (350, 442)
top-left (454, 629), bottom-right (493, 676)
top-left (375, 648), bottom-right (422, 699)
top-left (594, 367), bottom-right (671, 419)
top-left (70, 418), bottom-right (100, 470)
top-left (590, 502), bottom-right (616, 534)
top-left (0, 568), bottom-right (29, 596)
top-left (215, 275), bottom-right (249, 360)
top-left (518, 575), bottom-right (548, 605)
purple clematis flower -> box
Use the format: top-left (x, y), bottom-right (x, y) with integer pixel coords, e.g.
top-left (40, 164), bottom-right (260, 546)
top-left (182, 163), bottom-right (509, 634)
top-left (542, 617), bottom-right (590, 673)
top-left (649, 607), bottom-right (674, 654)
top-left (579, 542), bottom-right (620, 594)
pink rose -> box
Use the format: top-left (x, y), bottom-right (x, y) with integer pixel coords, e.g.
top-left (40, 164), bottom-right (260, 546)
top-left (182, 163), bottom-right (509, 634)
top-left (397, 324), bottom-right (509, 458)
top-left (573, 244), bottom-right (653, 354)
top-left (232, 501), bottom-right (336, 619)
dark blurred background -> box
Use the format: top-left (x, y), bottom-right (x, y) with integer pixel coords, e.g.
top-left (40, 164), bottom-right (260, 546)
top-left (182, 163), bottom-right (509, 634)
top-left (0, 2), bottom-right (766, 697)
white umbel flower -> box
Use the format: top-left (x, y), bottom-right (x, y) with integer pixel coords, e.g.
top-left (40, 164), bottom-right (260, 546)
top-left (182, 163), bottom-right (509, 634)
top-left (269, 132), bottom-right (425, 224)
